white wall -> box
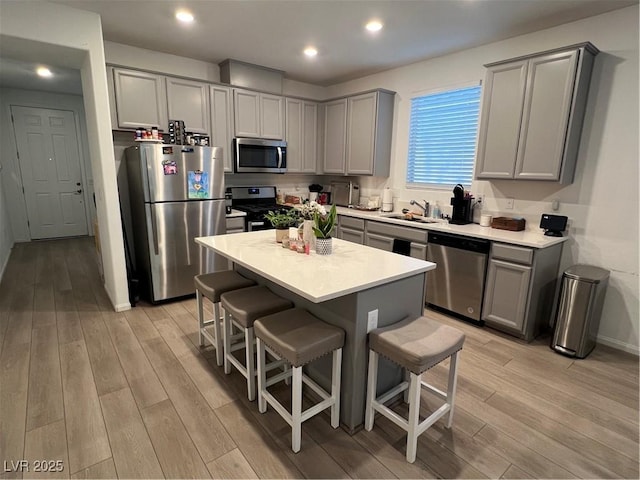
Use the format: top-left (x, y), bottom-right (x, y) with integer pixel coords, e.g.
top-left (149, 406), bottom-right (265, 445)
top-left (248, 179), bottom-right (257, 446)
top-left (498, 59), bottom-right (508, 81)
top-left (0, 1), bottom-right (130, 311)
top-left (325, 6), bottom-right (639, 354)
top-left (0, 172), bottom-right (13, 281)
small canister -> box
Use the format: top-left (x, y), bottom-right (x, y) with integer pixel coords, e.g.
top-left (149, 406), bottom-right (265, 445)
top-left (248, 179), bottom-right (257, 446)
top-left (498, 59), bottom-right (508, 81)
top-left (480, 214), bottom-right (492, 227)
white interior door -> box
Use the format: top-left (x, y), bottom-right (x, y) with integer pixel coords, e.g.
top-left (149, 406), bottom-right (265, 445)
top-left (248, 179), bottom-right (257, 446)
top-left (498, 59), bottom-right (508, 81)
top-left (11, 106), bottom-right (88, 239)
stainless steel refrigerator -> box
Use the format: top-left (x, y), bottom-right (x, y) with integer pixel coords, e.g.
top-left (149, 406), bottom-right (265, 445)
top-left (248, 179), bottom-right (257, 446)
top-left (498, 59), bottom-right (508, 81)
top-left (125, 144), bottom-right (227, 302)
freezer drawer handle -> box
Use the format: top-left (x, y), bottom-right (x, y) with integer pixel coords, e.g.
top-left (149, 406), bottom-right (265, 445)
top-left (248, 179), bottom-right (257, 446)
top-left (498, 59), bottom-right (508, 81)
top-left (150, 208), bottom-right (159, 255)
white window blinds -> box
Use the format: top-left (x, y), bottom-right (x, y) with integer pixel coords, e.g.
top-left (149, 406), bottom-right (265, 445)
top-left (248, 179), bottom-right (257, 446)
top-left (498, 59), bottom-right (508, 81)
top-left (406, 84), bottom-right (481, 188)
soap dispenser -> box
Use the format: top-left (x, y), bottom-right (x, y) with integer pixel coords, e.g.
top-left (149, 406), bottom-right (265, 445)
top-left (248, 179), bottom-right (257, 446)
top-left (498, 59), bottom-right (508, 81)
top-left (432, 201), bottom-right (441, 219)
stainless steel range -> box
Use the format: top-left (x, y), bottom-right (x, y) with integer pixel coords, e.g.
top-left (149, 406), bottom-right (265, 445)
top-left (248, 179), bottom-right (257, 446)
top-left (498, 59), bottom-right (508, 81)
top-left (228, 186), bottom-right (292, 231)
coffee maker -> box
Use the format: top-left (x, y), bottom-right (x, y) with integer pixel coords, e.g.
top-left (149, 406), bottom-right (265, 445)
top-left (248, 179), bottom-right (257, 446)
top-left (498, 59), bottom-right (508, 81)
top-left (450, 184), bottom-right (474, 225)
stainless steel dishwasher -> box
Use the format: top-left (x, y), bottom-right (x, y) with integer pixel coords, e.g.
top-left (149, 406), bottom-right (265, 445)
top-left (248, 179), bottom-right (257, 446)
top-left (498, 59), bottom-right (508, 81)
top-left (426, 232), bottom-right (490, 324)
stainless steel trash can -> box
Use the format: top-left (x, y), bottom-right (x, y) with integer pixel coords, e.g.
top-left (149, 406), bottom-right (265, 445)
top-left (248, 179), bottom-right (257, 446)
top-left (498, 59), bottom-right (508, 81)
top-left (551, 265), bottom-right (609, 358)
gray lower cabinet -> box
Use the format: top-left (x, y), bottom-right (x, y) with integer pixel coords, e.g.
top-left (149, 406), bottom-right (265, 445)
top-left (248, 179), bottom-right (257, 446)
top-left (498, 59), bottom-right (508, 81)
top-left (476, 42), bottom-right (598, 184)
top-left (112, 67), bottom-right (168, 130)
top-left (363, 220), bottom-right (428, 260)
top-left (337, 216), bottom-right (365, 244)
top-left (482, 242), bottom-right (562, 341)
top-left (285, 98), bottom-right (318, 173)
top-left (226, 216), bottom-right (245, 234)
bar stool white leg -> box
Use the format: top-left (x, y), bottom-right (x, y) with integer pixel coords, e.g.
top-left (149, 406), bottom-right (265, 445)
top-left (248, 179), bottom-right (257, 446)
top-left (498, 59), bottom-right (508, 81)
top-left (364, 349), bottom-right (378, 431)
top-left (212, 302), bottom-right (223, 366)
top-left (406, 371), bottom-right (421, 463)
top-left (196, 289), bottom-right (205, 347)
top-left (331, 348), bottom-right (342, 428)
top-left (291, 366), bottom-right (303, 453)
top-left (245, 326), bottom-right (256, 401)
top-left (223, 311), bottom-right (232, 375)
top-left (256, 337), bottom-right (267, 413)
top-left (446, 351), bottom-right (460, 428)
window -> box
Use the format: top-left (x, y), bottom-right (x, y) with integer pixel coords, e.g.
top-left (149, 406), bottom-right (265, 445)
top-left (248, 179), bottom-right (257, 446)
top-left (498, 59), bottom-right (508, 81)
top-left (406, 84), bottom-right (481, 188)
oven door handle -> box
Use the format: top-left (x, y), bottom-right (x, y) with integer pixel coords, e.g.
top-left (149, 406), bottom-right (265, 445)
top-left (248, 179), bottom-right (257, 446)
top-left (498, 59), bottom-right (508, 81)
top-left (276, 147), bottom-right (283, 169)
top-left (248, 221), bottom-right (265, 231)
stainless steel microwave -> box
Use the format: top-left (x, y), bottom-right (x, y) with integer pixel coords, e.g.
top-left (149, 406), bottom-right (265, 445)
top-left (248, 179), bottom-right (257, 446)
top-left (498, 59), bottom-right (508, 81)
top-left (233, 138), bottom-right (287, 173)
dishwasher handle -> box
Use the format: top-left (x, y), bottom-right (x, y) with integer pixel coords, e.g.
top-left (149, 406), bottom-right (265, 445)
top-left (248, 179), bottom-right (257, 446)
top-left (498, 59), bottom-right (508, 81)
top-left (428, 232), bottom-right (490, 254)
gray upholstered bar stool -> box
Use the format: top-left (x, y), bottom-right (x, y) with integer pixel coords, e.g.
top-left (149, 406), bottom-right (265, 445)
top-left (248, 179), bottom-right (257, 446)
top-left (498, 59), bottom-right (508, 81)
top-left (365, 316), bottom-right (465, 463)
top-left (254, 308), bottom-right (345, 453)
top-left (194, 271), bottom-right (256, 366)
top-left (220, 285), bottom-right (293, 401)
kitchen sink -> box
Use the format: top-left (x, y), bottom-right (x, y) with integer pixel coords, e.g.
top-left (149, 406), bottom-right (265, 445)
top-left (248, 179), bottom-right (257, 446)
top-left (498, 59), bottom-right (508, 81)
top-left (381, 213), bottom-right (439, 224)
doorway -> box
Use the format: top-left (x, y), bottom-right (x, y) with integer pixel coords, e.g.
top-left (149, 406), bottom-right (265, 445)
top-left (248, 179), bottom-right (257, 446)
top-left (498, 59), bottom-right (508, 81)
top-left (11, 105), bottom-right (88, 239)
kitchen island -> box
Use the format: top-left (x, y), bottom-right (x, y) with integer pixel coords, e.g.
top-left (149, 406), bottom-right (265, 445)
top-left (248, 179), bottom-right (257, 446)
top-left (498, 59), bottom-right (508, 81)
top-left (196, 230), bottom-right (436, 432)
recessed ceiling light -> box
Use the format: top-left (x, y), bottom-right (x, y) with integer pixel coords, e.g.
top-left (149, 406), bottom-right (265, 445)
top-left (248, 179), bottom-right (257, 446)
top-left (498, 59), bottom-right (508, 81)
top-left (304, 47), bottom-right (318, 58)
top-left (36, 67), bottom-right (52, 78)
top-left (176, 10), bottom-right (194, 23)
top-left (366, 20), bottom-right (383, 32)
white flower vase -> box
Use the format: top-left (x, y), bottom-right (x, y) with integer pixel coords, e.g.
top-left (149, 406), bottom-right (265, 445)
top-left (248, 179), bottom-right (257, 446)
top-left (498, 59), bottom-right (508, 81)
top-left (302, 220), bottom-right (316, 250)
top-left (315, 237), bottom-right (332, 255)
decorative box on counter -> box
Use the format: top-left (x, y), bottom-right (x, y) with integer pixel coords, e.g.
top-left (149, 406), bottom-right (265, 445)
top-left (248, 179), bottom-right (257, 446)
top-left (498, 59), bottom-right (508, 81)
top-left (491, 217), bottom-right (526, 231)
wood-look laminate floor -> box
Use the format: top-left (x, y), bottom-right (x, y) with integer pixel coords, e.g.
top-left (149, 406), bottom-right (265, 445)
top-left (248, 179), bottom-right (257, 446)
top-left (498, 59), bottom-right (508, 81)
top-left (1, 237), bottom-right (638, 479)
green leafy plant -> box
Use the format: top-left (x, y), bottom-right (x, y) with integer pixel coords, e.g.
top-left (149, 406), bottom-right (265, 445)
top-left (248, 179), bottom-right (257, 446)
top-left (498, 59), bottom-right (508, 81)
top-left (264, 209), bottom-right (300, 229)
top-left (313, 204), bottom-right (337, 239)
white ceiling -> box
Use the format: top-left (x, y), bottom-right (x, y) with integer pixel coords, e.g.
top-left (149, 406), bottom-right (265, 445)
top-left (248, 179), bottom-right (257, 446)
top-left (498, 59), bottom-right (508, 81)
top-left (0, 0), bottom-right (637, 94)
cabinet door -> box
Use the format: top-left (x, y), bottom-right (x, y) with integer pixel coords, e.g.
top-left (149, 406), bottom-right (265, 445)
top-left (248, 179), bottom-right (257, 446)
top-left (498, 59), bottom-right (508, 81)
top-left (323, 99), bottom-right (347, 174)
top-left (210, 86), bottom-right (234, 172)
top-left (234, 89), bottom-right (260, 137)
top-left (302, 102), bottom-right (318, 172)
top-left (166, 77), bottom-right (210, 134)
top-left (106, 66), bottom-right (118, 130)
top-left (365, 232), bottom-right (394, 252)
top-left (340, 227), bottom-right (365, 244)
top-left (515, 50), bottom-right (578, 180)
top-left (113, 68), bottom-right (167, 130)
top-left (285, 98), bottom-right (303, 172)
top-left (346, 92), bottom-right (377, 175)
top-left (475, 60), bottom-right (528, 179)
top-left (482, 259), bottom-right (532, 333)
top-left (260, 93), bottom-right (284, 139)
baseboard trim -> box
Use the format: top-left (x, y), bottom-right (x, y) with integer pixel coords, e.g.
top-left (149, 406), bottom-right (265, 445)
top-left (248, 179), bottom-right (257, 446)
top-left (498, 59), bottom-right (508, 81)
top-left (104, 281), bottom-right (131, 313)
top-left (597, 334), bottom-right (640, 356)
top-left (0, 244), bottom-right (13, 283)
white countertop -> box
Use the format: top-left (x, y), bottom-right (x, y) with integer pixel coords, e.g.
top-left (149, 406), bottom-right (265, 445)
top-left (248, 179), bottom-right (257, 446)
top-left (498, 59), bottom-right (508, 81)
top-left (226, 209), bottom-right (247, 218)
top-left (336, 207), bottom-right (568, 249)
top-left (196, 230), bottom-right (435, 303)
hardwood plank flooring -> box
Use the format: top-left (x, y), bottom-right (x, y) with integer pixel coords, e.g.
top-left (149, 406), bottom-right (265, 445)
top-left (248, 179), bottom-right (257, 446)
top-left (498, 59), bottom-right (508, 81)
top-left (23, 420), bottom-right (69, 479)
top-left (0, 237), bottom-right (638, 479)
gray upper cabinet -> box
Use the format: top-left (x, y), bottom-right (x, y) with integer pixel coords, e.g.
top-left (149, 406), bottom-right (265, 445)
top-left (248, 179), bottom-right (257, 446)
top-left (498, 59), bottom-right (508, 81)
top-left (475, 43), bottom-right (598, 184)
top-left (112, 68), bottom-right (168, 130)
top-left (233, 89), bottom-right (284, 139)
top-left (346, 91), bottom-right (394, 176)
top-left (322, 99), bottom-right (348, 174)
top-left (323, 90), bottom-right (395, 176)
top-left (475, 60), bottom-right (528, 179)
top-left (166, 77), bottom-right (210, 134)
top-left (285, 98), bottom-right (318, 173)
top-left (210, 85), bottom-right (234, 172)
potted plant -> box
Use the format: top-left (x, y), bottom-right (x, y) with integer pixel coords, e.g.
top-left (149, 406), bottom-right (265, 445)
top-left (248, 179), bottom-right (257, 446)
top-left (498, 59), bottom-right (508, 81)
top-left (264, 208), bottom-right (300, 242)
top-left (312, 204), bottom-right (337, 255)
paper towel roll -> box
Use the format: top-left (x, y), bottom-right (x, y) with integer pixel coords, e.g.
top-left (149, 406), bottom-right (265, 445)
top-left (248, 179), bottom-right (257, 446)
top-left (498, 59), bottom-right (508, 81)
top-left (382, 188), bottom-right (393, 204)
top-left (382, 188), bottom-right (393, 212)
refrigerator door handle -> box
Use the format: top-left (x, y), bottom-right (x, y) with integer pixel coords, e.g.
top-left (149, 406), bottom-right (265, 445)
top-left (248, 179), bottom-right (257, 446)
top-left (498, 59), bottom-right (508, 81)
top-left (276, 147), bottom-right (283, 169)
top-left (150, 207), bottom-right (159, 255)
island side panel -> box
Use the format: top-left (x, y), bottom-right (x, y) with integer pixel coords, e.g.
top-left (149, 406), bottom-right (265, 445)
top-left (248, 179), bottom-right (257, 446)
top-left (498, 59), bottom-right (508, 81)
top-left (236, 265), bottom-right (426, 432)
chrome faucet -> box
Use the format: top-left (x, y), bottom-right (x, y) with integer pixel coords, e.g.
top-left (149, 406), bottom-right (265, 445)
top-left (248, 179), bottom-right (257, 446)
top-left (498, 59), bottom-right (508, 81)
top-left (410, 199), bottom-right (429, 216)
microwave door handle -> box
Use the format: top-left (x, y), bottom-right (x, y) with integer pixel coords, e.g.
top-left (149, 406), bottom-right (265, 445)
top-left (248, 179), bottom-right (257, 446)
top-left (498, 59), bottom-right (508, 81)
top-left (276, 147), bottom-right (283, 169)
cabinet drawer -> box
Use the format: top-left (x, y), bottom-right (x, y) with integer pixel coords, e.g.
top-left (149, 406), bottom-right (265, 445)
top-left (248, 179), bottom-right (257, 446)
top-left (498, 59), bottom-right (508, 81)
top-left (366, 220), bottom-right (428, 243)
top-left (340, 227), bottom-right (365, 244)
top-left (491, 243), bottom-right (533, 265)
top-left (340, 216), bottom-right (365, 230)
top-left (226, 217), bottom-right (245, 232)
